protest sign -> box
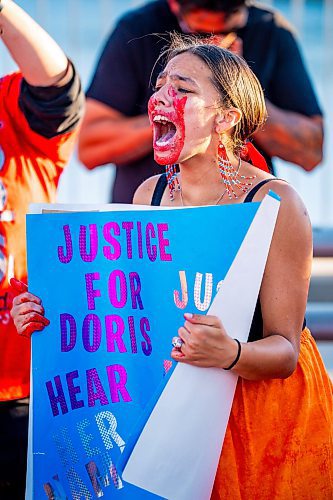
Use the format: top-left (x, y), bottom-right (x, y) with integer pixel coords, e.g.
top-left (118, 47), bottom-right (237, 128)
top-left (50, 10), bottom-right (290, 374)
top-left (26, 197), bottom-right (278, 499)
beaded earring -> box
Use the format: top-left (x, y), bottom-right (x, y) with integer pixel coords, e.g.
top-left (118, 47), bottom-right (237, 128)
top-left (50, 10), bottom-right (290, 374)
top-left (217, 137), bottom-right (256, 199)
top-left (165, 163), bottom-right (180, 201)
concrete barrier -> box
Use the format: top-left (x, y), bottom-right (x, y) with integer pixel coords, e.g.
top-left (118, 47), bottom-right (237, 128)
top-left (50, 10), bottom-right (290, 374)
top-left (313, 227), bottom-right (333, 257)
top-left (306, 303), bottom-right (333, 341)
top-left (307, 253), bottom-right (333, 340)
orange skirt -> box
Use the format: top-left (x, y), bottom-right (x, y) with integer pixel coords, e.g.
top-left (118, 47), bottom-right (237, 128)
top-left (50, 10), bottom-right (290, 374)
top-left (212, 328), bottom-right (333, 500)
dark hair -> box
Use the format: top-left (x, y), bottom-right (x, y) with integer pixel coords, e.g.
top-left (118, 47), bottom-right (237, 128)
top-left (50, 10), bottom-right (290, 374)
top-left (163, 35), bottom-right (266, 154)
top-left (176, 0), bottom-right (247, 14)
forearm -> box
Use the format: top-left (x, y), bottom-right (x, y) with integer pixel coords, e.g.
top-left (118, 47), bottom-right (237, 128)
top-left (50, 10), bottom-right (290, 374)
top-left (233, 334), bottom-right (298, 381)
top-left (254, 100), bottom-right (323, 171)
top-left (79, 114), bottom-right (153, 168)
top-left (0, 0), bottom-right (69, 86)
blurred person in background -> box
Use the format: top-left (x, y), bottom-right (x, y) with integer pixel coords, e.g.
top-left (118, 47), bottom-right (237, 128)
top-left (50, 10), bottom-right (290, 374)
top-left (79, 0), bottom-right (324, 204)
top-left (0, 0), bottom-right (84, 497)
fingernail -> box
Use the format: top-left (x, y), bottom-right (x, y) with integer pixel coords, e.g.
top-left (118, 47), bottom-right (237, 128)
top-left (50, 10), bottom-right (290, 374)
top-left (184, 313), bottom-right (193, 319)
top-left (10, 277), bottom-right (27, 292)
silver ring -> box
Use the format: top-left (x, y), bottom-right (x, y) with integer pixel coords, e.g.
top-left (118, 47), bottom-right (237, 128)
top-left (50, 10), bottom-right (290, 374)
top-left (172, 336), bottom-right (184, 349)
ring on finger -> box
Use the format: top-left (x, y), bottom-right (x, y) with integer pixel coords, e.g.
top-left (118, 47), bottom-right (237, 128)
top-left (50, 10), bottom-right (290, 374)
top-left (172, 336), bottom-right (184, 349)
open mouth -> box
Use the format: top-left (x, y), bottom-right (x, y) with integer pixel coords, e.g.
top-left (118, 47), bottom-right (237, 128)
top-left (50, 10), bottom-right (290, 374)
top-left (153, 115), bottom-right (177, 146)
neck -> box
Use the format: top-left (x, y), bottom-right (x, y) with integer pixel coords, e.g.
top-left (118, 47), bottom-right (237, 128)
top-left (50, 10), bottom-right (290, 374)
top-left (178, 153), bottom-right (239, 206)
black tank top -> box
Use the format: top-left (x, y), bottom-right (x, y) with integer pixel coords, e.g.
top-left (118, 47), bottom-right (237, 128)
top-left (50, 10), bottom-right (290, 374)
top-left (151, 174), bottom-right (275, 206)
top-left (150, 174), bottom-right (305, 341)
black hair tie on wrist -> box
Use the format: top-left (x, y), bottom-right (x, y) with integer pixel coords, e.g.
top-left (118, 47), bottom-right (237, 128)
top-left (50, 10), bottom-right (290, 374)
top-left (223, 339), bottom-right (242, 370)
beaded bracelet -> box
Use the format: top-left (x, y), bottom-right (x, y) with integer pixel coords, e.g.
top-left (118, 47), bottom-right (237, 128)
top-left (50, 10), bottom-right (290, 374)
top-left (223, 338), bottom-right (242, 370)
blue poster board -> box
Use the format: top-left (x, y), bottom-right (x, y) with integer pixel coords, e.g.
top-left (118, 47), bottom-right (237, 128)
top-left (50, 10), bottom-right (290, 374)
top-left (26, 203), bottom-right (259, 499)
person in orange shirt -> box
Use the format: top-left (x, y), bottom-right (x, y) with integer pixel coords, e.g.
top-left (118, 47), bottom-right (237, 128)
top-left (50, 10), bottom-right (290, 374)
top-left (0, 1), bottom-right (84, 497)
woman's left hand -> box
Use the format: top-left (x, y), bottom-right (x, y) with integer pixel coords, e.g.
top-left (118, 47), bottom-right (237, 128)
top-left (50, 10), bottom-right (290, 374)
top-left (10, 278), bottom-right (49, 337)
top-left (171, 313), bottom-right (239, 369)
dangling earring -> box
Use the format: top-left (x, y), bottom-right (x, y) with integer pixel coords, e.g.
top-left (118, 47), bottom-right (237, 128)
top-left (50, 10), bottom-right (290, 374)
top-left (217, 136), bottom-right (256, 199)
top-left (165, 164), bottom-right (180, 201)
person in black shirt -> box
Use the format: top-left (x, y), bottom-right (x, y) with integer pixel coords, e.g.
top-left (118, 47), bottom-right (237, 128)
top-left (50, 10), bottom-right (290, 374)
top-left (79, 0), bottom-right (323, 203)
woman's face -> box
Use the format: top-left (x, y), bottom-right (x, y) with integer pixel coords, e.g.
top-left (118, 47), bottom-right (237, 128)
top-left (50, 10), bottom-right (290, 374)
top-left (148, 52), bottom-right (221, 165)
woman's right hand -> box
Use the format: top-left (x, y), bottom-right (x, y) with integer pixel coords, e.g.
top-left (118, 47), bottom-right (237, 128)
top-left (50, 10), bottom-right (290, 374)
top-left (10, 278), bottom-right (50, 337)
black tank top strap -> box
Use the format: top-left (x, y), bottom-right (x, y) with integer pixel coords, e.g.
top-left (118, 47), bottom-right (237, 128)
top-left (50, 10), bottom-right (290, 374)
top-left (244, 178), bottom-right (285, 203)
top-left (151, 174), bottom-right (167, 206)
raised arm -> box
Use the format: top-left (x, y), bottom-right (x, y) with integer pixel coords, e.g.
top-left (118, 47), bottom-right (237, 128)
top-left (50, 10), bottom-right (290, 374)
top-left (0, 0), bottom-right (71, 87)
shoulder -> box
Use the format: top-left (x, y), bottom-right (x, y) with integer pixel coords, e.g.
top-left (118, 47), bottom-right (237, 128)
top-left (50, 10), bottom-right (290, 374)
top-left (247, 4), bottom-right (296, 35)
top-left (0, 73), bottom-right (22, 121)
top-left (0, 72), bottom-right (22, 98)
top-left (252, 179), bottom-right (312, 252)
top-left (251, 178), bottom-right (308, 215)
top-left (133, 174), bottom-right (163, 205)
